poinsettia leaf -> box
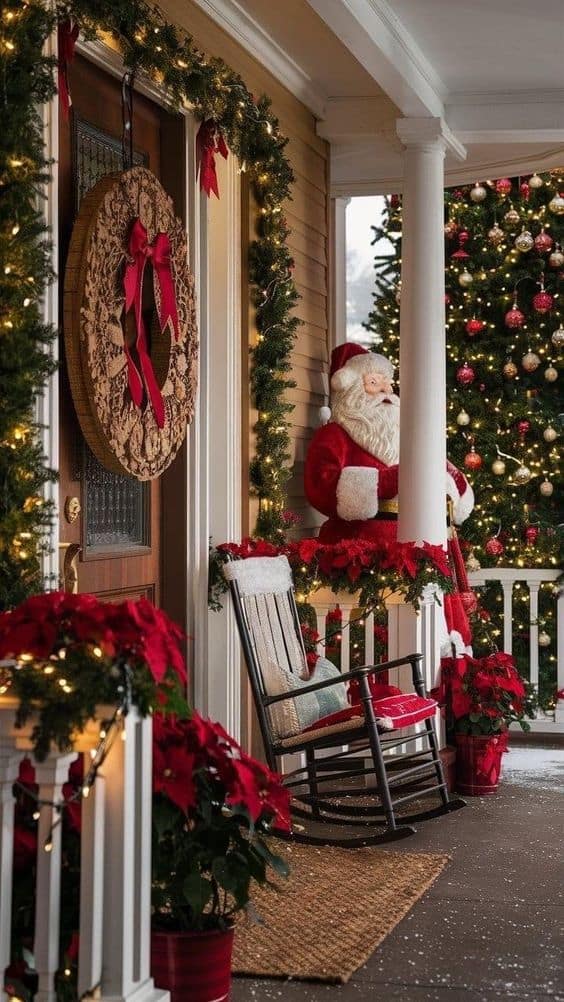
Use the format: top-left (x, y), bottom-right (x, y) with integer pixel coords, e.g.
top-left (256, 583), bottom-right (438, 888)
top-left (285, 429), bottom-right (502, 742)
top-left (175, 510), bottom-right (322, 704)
top-left (182, 872), bottom-right (212, 914)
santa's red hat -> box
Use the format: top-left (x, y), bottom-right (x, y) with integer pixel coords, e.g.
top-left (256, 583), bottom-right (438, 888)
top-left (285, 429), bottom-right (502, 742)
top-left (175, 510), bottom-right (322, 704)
top-left (330, 343), bottom-right (394, 391)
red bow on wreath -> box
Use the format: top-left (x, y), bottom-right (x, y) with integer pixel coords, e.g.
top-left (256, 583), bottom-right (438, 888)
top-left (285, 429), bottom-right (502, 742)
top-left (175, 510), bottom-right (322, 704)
top-left (123, 218), bottom-right (180, 429)
top-left (196, 119), bottom-right (229, 198)
top-left (57, 19), bottom-right (79, 118)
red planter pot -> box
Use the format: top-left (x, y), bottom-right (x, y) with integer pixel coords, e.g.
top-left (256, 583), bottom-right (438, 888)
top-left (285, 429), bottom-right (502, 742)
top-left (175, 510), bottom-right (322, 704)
top-left (455, 732), bottom-right (508, 796)
top-left (151, 927), bottom-right (235, 1002)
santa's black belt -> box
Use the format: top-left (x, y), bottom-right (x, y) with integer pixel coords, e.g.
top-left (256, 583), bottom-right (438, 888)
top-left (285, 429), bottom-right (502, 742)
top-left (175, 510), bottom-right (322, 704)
top-left (371, 511), bottom-right (398, 521)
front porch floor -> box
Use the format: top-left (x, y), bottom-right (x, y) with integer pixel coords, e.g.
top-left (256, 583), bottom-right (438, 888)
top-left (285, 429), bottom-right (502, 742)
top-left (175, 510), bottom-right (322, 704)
top-left (232, 741), bottom-right (564, 1002)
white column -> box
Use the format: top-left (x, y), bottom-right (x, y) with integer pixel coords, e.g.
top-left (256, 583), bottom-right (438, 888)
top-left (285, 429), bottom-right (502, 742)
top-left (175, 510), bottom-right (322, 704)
top-left (396, 118), bottom-right (465, 546)
top-left (0, 747), bottom-right (21, 1002)
top-left (100, 710), bottom-right (168, 1002)
top-left (34, 753), bottom-right (77, 1002)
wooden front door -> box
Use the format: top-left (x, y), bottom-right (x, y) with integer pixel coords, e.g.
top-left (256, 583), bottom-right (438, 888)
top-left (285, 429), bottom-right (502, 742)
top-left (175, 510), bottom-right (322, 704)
top-left (58, 55), bottom-right (185, 605)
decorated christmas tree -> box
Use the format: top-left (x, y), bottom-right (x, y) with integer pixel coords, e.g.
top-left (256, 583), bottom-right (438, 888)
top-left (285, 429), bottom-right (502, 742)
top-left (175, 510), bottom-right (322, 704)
top-left (365, 175), bottom-right (563, 708)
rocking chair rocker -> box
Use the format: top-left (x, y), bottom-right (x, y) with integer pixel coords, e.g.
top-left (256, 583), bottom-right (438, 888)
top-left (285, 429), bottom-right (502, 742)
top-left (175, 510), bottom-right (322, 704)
top-left (224, 555), bottom-right (464, 846)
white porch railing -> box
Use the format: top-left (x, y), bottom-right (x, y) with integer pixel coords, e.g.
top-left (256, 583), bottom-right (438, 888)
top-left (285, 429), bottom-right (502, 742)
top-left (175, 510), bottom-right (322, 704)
top-left (468, 568), bottom-right (563, 731)
top-left (0, 698), bottom-right (169, 1002)
top-left (310, 589), bottom-right (445, 753)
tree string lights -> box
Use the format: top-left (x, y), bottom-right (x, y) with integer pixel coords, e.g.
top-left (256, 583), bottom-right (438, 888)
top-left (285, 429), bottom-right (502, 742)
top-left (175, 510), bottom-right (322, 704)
top-left (365, 178), bottom-right (563, 708)
top-left (1, 0), bottom-right (301, 612)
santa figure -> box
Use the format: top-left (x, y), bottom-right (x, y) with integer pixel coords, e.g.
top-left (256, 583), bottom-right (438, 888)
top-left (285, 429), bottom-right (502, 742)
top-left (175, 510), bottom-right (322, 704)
top-left (305, 343), bottom-right (476, 656)
top-left (305, 343), bottom-right (474, 545)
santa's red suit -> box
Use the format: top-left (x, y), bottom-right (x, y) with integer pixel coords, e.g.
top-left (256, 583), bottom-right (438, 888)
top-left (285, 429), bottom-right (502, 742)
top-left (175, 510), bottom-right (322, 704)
top-left (305, 343), bottom-right (476, 658)
top-left (305, 343), bottom-right (474, 546)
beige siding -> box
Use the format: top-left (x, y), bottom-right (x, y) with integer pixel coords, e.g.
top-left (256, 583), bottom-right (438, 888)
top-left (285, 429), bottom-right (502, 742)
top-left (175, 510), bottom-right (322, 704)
top-left (159, 0), bottom-right (329, 537)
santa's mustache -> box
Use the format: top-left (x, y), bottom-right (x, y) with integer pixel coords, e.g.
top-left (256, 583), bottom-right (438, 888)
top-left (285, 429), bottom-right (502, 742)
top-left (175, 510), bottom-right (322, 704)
top-left (371, 392), bottom-right (400, 407)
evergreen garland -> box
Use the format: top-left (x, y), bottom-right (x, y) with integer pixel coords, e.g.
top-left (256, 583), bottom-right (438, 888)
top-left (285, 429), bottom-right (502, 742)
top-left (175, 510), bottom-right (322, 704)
top-left (1, 0), bottom-right (300, 611)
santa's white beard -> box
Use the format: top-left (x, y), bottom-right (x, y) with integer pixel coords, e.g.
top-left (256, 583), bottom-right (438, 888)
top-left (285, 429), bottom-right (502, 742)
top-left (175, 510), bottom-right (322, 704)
top-left (332, 383), bottom-right (400, 465)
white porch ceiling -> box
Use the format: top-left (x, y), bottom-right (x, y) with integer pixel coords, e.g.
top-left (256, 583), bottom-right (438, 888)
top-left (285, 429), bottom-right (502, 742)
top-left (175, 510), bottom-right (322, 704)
top-left (194, 0), bottom-right (564, 192)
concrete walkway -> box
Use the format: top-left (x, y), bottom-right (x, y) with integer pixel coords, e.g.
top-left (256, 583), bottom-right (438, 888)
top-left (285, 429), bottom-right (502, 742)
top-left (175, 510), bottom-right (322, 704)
top-left (232, 741), bottom-right (564, 1002)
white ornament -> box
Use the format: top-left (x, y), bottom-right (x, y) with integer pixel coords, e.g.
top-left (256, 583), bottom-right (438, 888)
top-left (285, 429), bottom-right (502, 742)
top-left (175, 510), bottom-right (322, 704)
top-left (456, 409), bottom-right (471, 426)
top-left (538, 631), bottom-right (551, 647)
top-left (540, 479), bottom-right (554, 496)
top-left (543, 426), bottom-right (558, 442)
top-left (529, 173), bottom-right (543, 189)
top-left (544, 365), bottom-right (558, 382)
top-left (470, 183), bottom-right (487, 203)
top-left (514, 228), bottom-right (534, 252)
top-left (459, 268), bottom-right (473, 288)
top-left (551, 326), bottom-right (564, 349)
top-left (549, 247), bottom-right (564, 269)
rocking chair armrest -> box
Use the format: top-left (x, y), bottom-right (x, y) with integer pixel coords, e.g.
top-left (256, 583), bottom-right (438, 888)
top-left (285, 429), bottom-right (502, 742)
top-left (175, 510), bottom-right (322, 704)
top-left (262, 653), bottom-right (424, 707)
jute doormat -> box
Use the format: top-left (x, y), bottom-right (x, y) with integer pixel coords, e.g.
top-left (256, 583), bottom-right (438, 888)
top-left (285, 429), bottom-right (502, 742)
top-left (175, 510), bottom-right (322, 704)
top-left (232, 842), bottom-right (449, 984)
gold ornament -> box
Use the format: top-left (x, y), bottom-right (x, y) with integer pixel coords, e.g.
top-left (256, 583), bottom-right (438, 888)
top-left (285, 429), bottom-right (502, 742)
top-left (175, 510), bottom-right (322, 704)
top-left (544, 365), bottom-right (558, 382)
top-left (488, 223), bottom-right (504, 246)
top-left (504, 207), bottom-right (520, 227)
top-left (465, 551), bottom-right (481, 572)
top-left (456, 409), bottom-right (471, 426)
top-left (521, 351), bottom-right (540, 372)
top-left (540, 479), bottom-right (554, 496)
top-left (548, 192), bottom-right (564, 215)
top-left (514, 227), bottom-right (534, 252)
top-left (458, 268), bottom-right (473, 288)
top-left (503, 359), bottom-right (518, 379)
top-left (543, 426), bottom-right (558, 442)
top-left (514, 464), bottom-right (532, 485)
top-left (491, 458), bottom-right (506, 475)
top-left (529, 173), bottom-right (543, 189)
top-left (538, 631), bottom-right (551, 647)
top-left (551, 325), bottom-right (564, 348)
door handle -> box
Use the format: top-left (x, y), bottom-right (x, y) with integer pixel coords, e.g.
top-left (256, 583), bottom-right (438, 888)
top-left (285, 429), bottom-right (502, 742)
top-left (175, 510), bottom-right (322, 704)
top-left (59, 542), bottom-right (81, 593)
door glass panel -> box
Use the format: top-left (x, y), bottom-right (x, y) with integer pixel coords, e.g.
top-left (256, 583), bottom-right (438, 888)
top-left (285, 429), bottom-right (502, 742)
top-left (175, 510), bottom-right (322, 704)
top-left (72, 117), bottom-right (149, 550)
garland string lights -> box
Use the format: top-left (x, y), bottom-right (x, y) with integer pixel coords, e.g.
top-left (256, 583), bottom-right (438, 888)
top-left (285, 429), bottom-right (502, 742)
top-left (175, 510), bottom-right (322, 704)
top-left (1, 0), bottom-right (301, 612)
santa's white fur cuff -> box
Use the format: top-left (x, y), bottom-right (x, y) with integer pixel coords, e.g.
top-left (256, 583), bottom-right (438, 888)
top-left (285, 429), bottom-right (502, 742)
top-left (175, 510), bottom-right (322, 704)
top-left (446, 472), bottom-right (474, 525)
top-left (336, 466), bottom-right (379, 521)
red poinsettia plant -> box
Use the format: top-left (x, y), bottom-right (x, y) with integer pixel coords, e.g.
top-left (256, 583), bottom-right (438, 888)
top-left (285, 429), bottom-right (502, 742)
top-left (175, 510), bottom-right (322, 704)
top-left (152, 712), bottom-right (290, 931)
top-left (0, 591), bottom-right (187, 760)
top-left (437, 651), bottom-right (530, 737)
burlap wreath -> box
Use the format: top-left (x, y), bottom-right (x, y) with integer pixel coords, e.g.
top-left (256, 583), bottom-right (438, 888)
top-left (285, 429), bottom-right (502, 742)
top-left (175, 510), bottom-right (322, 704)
top-left (64, 166), bottom-right (198, 480)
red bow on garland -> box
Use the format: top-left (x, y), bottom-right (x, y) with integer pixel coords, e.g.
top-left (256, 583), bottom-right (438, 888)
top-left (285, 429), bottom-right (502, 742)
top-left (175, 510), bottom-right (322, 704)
top-left (57, 19), bottom-right (79, 118)
top-left (196, 119), bottom-right (229, 198)
top-left (123, 218), bottom-right (180, 429)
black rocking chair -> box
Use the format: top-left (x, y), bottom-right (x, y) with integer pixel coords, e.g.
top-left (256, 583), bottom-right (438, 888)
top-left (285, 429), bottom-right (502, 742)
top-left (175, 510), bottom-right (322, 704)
top-left (224, 554), bottom-right (464, 846)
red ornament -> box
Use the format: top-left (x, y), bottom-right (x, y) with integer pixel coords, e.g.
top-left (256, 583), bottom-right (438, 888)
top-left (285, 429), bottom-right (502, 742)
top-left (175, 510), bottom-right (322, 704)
top-left (517, 419), bottom-right (530, 435)
top-left (532, 290), bottom-right (553, 313)
top-left (520, 181), bottom-right (530, 200)
top-left (465, 317), bottom-right (486, 336)
top-left (485, 536), bottom-right (505, 558)
top-left (505, 306), bottom-right (525, 328)
top-left (464, 448), bottom-right (483, 470)
top-left (495, 178), bottom-right (512, 195)
top-left (524, 526), bottom-right (539, 544)
top-left (453, 189), bottom-right (464, 200)
top-left (534, 229), bottom-right (553, 253)
top-left (444, 293), bottom-right (451, 305)
top-left (456, 363), bottom-right (475, 386)
top-left (451, 230), bottom-right (470, 259)
top-left (390, 193), bottom-right (400, 208)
